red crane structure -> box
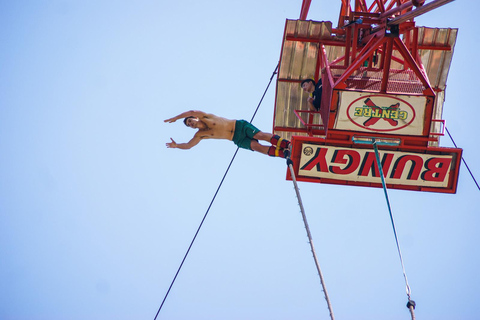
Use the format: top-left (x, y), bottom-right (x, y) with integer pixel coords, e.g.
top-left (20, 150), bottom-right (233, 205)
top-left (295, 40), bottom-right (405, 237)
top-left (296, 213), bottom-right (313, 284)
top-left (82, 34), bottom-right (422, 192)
top-left (274, 0), bottom-right (461, 193)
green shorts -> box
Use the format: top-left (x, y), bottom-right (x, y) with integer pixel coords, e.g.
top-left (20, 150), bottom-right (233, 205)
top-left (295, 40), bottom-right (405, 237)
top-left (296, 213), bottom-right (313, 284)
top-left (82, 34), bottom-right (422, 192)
top-left (232, 120), bottom-right (260, 150)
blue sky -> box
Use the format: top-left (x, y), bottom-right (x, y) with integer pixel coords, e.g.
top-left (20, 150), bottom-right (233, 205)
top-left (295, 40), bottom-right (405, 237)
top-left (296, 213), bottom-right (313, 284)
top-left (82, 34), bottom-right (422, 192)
top-left (1, 0), bottom-right (479, 319)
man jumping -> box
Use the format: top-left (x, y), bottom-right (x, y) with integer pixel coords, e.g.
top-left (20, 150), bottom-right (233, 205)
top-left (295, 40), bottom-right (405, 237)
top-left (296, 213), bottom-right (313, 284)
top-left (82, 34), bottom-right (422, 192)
top-left (164, 110), bottom-right (290, 158)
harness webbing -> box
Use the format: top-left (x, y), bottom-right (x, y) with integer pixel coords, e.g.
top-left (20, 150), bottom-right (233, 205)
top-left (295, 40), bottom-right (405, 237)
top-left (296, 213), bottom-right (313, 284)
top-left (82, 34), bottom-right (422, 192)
top-left (287, 159), bottom-right (335, 320)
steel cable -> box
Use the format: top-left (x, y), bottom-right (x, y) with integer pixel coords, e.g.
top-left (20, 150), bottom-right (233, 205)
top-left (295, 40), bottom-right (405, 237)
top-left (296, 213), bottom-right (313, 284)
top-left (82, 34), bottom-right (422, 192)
top-left (154, 63), bottom-right (279, 319)
top-left (446, 127), bottom-right (480, 191)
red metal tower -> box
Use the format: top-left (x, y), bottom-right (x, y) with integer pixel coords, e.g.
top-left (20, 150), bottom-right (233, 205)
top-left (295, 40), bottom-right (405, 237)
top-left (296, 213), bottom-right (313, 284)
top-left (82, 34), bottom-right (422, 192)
top-left (274, 0), bottom-right (462, 193)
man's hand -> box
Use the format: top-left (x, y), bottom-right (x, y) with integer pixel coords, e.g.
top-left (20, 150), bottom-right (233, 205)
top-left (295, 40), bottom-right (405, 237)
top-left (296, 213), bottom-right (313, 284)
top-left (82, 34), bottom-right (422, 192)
top-left (166, 138), bottom-right (177, 148)
top-left (164, 117), bottom-right (177, 123)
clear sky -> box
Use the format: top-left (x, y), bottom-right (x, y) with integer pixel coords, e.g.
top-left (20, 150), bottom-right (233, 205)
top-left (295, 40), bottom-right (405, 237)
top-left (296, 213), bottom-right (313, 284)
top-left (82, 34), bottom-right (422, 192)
top-left (1, 1), bottom-right (479, 319)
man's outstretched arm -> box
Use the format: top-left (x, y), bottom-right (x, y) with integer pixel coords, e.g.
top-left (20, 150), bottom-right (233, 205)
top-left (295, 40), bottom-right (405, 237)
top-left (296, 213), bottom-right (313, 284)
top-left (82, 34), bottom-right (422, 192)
top-left (166, 136), bottom-right (201, 150)
top-left (164, 110), bottom-right (207, 123)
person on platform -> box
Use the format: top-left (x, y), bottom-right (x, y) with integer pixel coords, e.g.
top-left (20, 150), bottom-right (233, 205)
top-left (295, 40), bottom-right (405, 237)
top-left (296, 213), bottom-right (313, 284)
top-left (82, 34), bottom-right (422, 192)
top-left (164, 110), bottom-right (290, 158)
top-left (301, 78), bottom-right (323, 111)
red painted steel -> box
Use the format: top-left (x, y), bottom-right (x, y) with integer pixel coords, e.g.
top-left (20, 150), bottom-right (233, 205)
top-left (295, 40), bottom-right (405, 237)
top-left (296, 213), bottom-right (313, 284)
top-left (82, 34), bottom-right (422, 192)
top-left (275, 0), bottom-right (460, 192)
top-left (299, 0), bottom-right (312, 19)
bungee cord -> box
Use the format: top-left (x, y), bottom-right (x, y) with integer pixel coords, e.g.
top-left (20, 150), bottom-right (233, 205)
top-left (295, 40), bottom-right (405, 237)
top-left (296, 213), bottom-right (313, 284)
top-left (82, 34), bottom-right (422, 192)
top-left (286, 158), bottom-right (335, 320)
top-left (154, 64), bottom-right (279, 319)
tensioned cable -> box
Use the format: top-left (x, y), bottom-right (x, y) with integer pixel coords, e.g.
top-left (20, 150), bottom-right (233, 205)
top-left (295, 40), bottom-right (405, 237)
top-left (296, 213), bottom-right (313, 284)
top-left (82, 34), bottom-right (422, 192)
top-left (445, 127), bottom-right (480, 191)
top-left (153, 63), bottom-right (279, 319)
top-left (372, 141), bottom-right (416, 320)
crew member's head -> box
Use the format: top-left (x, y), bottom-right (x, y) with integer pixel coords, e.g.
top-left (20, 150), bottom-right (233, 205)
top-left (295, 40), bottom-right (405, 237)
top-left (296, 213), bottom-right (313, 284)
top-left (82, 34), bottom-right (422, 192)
top-left (301, 79), bottom-right (316, 93)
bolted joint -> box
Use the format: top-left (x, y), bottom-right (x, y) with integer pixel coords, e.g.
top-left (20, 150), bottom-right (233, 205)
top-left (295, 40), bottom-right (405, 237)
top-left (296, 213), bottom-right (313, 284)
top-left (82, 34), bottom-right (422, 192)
top-left (412, 0), bottom-right (425, 7)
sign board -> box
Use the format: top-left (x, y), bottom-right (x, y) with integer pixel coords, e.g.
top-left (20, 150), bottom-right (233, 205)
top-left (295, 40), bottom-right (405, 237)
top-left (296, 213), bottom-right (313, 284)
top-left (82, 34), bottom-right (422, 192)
top-left (289, 137), bottom-right (462, 193)
top-left (334, 92), bottom-right (428, 136)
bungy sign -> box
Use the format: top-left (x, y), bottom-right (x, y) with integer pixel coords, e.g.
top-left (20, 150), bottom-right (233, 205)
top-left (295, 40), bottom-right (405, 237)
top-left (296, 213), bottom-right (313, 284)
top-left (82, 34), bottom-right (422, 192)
top-left (334, 91), bottom-right (427, 136)
top-left (298, 143), bottom-right (457, 189)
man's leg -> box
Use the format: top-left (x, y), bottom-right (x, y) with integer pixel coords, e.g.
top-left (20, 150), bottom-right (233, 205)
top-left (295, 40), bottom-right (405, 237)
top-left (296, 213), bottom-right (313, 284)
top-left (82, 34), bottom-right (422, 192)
top-left (251, 140), bottom-right (288, 158)
top-left (250, 140), bottom-right (269, 155)
top-left (253, 131), bottom-right (290, 149)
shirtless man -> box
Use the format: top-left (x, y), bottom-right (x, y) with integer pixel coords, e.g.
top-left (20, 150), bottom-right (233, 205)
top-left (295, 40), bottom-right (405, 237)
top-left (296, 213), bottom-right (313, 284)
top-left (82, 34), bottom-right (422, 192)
top-left (164, 110), bottom-right (290, 158)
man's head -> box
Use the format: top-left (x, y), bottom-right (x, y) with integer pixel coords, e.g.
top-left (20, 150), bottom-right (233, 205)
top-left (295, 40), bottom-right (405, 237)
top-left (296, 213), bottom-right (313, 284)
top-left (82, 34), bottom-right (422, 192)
top-left (184, 116), bottom-right (200, 128)
top-left (301, 79), bottom-right (315, 93)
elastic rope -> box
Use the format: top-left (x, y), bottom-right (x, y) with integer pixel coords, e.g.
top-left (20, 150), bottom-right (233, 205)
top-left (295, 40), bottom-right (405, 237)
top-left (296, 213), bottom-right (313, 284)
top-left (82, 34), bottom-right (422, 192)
top-left (154, 63), bottom-right (279, 319)
top-left (287, 162), bottom-right (335, 320)
top-left (445, 127), bottom-right (480, 191)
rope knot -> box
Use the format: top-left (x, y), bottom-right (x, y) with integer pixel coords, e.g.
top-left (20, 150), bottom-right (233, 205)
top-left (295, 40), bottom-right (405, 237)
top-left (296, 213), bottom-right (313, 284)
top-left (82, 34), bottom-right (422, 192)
top-left (407, 299), bottom-right (416, 310)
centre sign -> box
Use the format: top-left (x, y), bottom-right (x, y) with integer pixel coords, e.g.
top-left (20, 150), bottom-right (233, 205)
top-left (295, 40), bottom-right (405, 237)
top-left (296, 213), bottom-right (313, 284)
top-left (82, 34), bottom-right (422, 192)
top-left (334, 92), bottom-right (428, 136)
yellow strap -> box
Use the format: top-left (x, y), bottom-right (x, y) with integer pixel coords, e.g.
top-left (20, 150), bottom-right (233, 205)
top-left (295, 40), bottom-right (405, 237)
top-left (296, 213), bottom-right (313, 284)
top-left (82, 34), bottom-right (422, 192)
top-left (277, 138), bottom-right (284, 147)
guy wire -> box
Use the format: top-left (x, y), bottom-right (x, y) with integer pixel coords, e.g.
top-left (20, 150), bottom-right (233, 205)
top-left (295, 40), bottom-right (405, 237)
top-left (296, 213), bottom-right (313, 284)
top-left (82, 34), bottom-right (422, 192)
top-left (154, 63), bottom-right (279, 319)
top-left (446, 127), bottom-right (479, 191)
